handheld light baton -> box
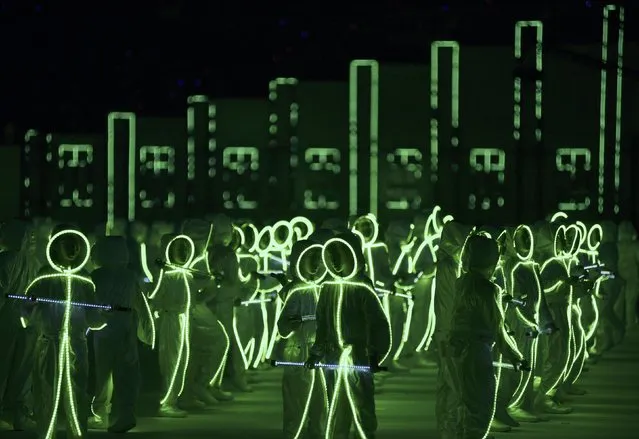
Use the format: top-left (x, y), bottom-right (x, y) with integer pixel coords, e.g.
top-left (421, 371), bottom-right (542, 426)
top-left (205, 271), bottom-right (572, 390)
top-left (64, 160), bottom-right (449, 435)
top-left (6, 294), bottom-right (131, 312)
top-left (270, 360), bottom-right (387, 373)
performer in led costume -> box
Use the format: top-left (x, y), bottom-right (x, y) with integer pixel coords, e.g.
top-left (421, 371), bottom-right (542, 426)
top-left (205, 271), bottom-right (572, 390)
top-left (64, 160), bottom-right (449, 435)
top-left (306, 232), bottom-right (391, 439)
top-left (533, 221), bottom-right (577, 414)
top-left (208, 215), bottom-right (253, 393)
top-left (434, 221), bottom-right (474, 435)
top-left (0, 219), bottom-right (39, 431)
top-left (251, 224), bottom-right (283, 367)
top-left (494, 225), bottom-right (546, 424)
top-left (442, 233), bottom-right (527, 439)
top-left (88, 235), bottom-right (155, 433)
top-left (182, 218), bottom-right (233, 405)
top-left (234, 222), bottom-right (266, 371)
top-left (561, 223), bottom-right (603, 396)
top-left (384, 221), bottom-right (417, 368)
top-left (277, 240), bottom-right (328, 439)
top-left (408, 209), bottom-right (441, 367)
top-left (23, 226), bottom-right (104, 439)
top-left (149, 234), bottom-right (197, 417)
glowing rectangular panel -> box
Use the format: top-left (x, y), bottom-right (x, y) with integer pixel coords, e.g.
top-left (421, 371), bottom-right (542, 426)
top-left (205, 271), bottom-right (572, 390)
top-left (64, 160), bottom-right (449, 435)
top-left (467, 148), bottom-right (506, 210)
top-left (134, 118), bottom-right (187, 221)
top-left (46, 133), bottom-right (105, 223)
top-left (296, 81), bottom-right (350, 218)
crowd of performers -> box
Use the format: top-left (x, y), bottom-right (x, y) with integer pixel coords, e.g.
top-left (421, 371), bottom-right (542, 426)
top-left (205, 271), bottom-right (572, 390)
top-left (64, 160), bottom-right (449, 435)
top-left (0, 209), bottom-right (637, 439)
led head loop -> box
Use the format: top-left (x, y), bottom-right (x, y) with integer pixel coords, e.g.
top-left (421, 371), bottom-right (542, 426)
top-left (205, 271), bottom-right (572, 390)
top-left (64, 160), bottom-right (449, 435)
top-left (295, 244), bottom-right (327, 285)
top-left (233, 225), bottom-right (246, 247)
top-left (513, 224), bottom-right (534, 261)
top-left (272, 220), bottom-right (294, 249)
top-left (241, 223), bottom-right (260, 253)
top-left (165, 234), bottom-right (196, 268)
top-left (575, 221), bottom-right (588, 251)
top-left (256, 226), bottom-right (274, 254)
top-left (587, 224), bottom-right (603, 251)
top-left (46, 229), bottom-right (91, 273)
top-left (351, 213), bottom-right (379, 246)
top-left (322, 237), bottom-right (359, 281)
top-left (290, 216), bottom-right (314, 240)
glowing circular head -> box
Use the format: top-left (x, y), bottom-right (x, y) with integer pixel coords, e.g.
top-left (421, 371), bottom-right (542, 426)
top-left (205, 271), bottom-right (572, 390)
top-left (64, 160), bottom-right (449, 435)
top-left (272, 220), bottom-right (293, 248)
top-left (587, 224), bottom-right (603, 251)
top-left (46, 229), bottom-right (91, 273)
top-left (290, 216), bottom-right (314, 240)
top-left (554, 224), bottom-right (580, 257)
top-left (165, 234), bottom-right (195, 268)
top-left (322, 237), bottom-right (359, 281)
top-left (513, 224), bottom-right (534, 261)
top-left (241, 223), bottom-right (259, 253)
top-left (564, 224), bottom-right (581, 256)
top-left (295, 243), bottom-right (327, 284)
top-left (257, 226), bottom-right (273, 253)
top-left (233, 225), bottom-right (246, 247)
top-left (351, 213), bottom-right (379, 245)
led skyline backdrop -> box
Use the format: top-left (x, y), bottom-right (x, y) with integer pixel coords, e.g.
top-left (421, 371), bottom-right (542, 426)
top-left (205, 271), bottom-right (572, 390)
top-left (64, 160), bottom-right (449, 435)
top-left (18, 11), bottom-right (637, 227)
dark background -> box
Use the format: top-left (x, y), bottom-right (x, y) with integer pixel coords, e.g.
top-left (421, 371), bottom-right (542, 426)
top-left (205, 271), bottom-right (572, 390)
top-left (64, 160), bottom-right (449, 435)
top-left (2, 0), bottom-right (638, 226)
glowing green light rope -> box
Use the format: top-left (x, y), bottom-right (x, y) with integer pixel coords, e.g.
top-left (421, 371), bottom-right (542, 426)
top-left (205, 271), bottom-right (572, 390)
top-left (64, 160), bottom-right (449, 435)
top-left (26, 229), bottom-right (94, 439)
top-left (148, 235), bottom-right (195, 405)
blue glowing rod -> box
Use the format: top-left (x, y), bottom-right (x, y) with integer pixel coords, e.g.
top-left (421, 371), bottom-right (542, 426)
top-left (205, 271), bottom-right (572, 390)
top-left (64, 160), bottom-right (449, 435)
top-left (6, 294), bottom-right (131, 312)
top-left (270, 360), bottom-right (373, 372)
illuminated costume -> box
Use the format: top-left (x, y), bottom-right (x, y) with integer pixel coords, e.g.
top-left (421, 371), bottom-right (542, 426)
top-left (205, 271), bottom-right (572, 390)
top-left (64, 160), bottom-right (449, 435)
top-left (533, 221), bottom-right (575, 414)
top-left (0, 220), bottom-right (39, 431)
top-left (408, 210), bottom-right (441, 366)
top-left (434, 221), bottom-right (474, 435)
top-left (149, 234), bottom-right (197, 417)
top-left (209, 217), bottom-right (253, 393)
top-left (23, 227), bottom-right (104, 439)
top-left (277, 240), bottom-right (328, 439)
top-left (494, 226), bottom-right (544, 424)
top-left (384, 222), bottom-right (417, 369)
top-left (181, 219), bottom-right (233, 406)
top-left (307, 232), bottom-right (391, 439)
top-left (89, 236), bottom-right (154, 433)
top-left (440, 233), bottom-right (525, 439)
top-left (616, 220), bottom-right (639, 330)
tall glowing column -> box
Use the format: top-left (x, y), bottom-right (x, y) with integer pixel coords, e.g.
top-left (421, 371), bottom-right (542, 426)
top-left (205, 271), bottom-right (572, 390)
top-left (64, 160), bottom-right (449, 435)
top-left (430, 42), bottom-right (460, 212)
top-left (187, 95), bottom-right (215, 215)
top-left (514, 21), bottom-right (543, 220)
top-left (268, 77), bottom-right (299, 213)
top-left (599, 5), bottom-right (625, 215)
top-left (106, 112), bottom-right (136, 232)
top-left (349, 60), bottom-right (379, 216)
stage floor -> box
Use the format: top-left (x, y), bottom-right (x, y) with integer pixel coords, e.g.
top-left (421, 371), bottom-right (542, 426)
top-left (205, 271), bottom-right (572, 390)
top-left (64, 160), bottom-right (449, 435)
top-left (6, 329), bottom-right (639, 439)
